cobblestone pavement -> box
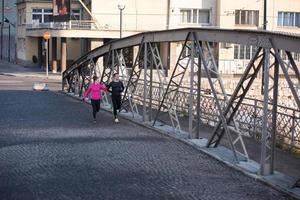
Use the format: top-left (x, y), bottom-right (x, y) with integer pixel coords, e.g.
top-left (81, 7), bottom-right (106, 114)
top-left (0, 75), bottom-right (295, 200)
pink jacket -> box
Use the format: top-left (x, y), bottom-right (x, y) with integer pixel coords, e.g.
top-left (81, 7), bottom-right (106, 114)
top-left (83, 83), bottom-right (107, 100)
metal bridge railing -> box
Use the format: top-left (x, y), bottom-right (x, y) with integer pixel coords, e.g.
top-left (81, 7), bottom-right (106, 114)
top-left (133, 80), bottom-right (300, 153)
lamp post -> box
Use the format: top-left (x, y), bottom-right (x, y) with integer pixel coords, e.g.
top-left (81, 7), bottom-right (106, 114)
top-left (1, 0), bottom-right (4, 60)
top-left (261, 0), bottom-right (267, 95)
top-left (118, 0), bottom-right (125, 38)
top-left (4, 17), bottom-right (15, 62)
top-left (4, 17), bottom-right (10, 62)
top-left (263, 0), bottom-right (267, 30)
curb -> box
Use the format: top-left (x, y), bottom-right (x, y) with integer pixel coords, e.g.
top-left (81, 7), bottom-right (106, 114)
top-left (0, 72), bottom-right (62, 81)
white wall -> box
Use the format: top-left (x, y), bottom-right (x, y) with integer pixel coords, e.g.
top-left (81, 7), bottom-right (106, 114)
top-left (217, 0), bottom-right (263, 29)
top-left (217, 0), bottom-right (300, 75)
top-left (91, 0), bottom-right (168, 32)
top-left (268, 0), bottom-right (300, 34)
top-left (169, 0), bottom-right (217, 29)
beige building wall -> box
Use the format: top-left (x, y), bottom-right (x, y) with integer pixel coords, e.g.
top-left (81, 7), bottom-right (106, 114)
top-left (91, 0), bottom-right (168, 32)
top-left (25, 37), bottom-right (39, 62)
top-left (217, 0), bottom-right (300, 74)
top-left (16, 1), bottom-right (83, 67)
top-left (167, 0), bottom-right (218, 83)
top-left (67, 38), bottom-right (81, 61)
top-left (268, 0), bottom-right (300, 34)
top-left (169, 0), bottom-right (217, 29)
top-left (216, 0), bottom-right (300, 107)
top-left (217, 0), bottom-right (263, 30)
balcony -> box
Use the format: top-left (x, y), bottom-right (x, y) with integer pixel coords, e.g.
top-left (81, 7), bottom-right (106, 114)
top-left (26, 20), bottom-right (100, 31)
top-left (24, 19), bottom-right (141, 39)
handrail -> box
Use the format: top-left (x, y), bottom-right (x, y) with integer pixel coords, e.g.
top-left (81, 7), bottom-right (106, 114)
top-left (26, 20), bottom-right (99, 30)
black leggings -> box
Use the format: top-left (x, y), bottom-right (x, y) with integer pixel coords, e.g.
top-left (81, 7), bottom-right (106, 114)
top-left (91, 99), bottom-right (100, 119)
top-left (111, 95), bottom-right (121, 118)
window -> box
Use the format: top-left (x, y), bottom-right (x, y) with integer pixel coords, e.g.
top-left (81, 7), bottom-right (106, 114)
top-left (44, 9), bottom-right (53, 23)
top-left (279, 50), bottom-right (300, 61)
top-left (234, 45), bottom-right (239, 59)
top-left (294, 53), bottom-right (299, 61)
top-left (246, 46), bottom-right (251, 59)
top-left (234, 45), bottom-right (258, 60)
top-left (252, 46), bottom-right (258, 57)
top-left (180, 9), bottom-right (210, 24)
top-left (180, 9), bottom-right (191, 23)
top-left (235, 10), bottom-right (259, 26)
top-left (192, 9), bottom-right (197, 23)
top-left (239, 45), bottom-right (245, 59)
top-left (32, 8), bottom-right (53, 23)
top-left (71, 9), bottom-right (81, 20)
top-left (198, 10), bottom-right (210, 24)
top-left (278, 12), bottom-right (300, 27)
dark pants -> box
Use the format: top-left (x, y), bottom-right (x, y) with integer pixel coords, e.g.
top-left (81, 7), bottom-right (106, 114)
top-left (91, 99), bottom-right (100, 119)
top-left (111, 94), bottom-right (121, 118)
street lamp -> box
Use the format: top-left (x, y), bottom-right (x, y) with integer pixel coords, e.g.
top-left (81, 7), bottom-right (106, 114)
top-left (118, 0), bottom-right (125, 38)
top-left (1, 0), bottom-right (4, 60)
top-left (263, 0), bottom-right (267, 30)
top-left (4, 17), bottom-right (15, 62)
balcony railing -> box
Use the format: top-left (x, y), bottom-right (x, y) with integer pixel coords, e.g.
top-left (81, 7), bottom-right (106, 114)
top-left (26, 20), bottom-right (99, 30)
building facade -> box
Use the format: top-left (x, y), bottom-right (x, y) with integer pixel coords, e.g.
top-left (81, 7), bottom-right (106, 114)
top-left (15, 0), bottom-right (169, 71)
top-left (217, 0), bottom-right (300, 74)
top-left (15, 0), bottom-right (300, 77)
top-left (1, 0), bottom-right (17, 61)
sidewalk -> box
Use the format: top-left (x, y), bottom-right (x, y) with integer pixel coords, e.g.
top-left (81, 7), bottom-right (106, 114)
top-left (0, 60), bottom-right (62, 81)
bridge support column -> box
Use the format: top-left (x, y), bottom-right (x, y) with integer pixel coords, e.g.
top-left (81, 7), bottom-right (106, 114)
top-left (143, 43), bottom-right (153, 122)
top-left (52, 37), bottom-right (57, 73)
top-left (61, 37), bottom-right (67, 73)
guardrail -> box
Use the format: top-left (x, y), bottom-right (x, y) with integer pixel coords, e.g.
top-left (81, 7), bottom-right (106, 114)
top-left (26, 20), bottom-right (99, 30)
top-left (133, 80), bottom-right (300, 153)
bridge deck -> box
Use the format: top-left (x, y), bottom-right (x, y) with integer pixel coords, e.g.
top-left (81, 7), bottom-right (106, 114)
top-left (0, 74), bottom-right (293, 200)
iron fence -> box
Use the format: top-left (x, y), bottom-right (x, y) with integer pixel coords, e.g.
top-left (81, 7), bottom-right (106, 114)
top-left (133, 80), bottom-right (300, 152)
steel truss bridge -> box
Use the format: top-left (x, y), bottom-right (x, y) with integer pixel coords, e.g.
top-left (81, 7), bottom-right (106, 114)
top-left (62, 28), bottom-right (300, 188)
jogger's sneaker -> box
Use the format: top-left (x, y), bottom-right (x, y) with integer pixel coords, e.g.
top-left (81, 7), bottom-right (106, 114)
top-left (114, 118), bottom-right (119, 123)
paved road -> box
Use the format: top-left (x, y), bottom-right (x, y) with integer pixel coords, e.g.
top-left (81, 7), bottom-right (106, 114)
top-left (0, 74), bottom-right (294, 200)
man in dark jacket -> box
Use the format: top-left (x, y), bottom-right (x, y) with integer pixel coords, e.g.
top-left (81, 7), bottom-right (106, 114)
top-left (107, 73), bottom-right (124, 123)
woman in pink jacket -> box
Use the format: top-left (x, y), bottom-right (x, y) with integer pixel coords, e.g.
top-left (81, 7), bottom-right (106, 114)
top-left (82, 76), bottom-right (107, 123)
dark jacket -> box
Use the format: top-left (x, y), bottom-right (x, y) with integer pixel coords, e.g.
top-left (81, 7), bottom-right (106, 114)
top-left (107, 81), bottom-right (124, 96)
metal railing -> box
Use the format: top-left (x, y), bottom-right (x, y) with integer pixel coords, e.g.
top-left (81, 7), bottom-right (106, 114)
top-left (133, 80), bottom-right (300, 152)
top-left (26, 20), bottom-right (99, 30)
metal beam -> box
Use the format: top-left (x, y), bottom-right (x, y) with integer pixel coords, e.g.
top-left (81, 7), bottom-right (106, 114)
top-left (270, 39), bottom-right (300, 111)
top-left (64, 28), bottom-right (300, 77)
top-left (121, 38), bottom-right (145, 115)
top-left (260, 49), bottom-right (270, 175)
top-left (153, 32), bottom-right (192, 133)
top-left (100, 45), bottom-right (113, 84)
top-left (193, 32), bottom-right (239, 162)
top-left (207, 47), bottom-right (263, 148)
